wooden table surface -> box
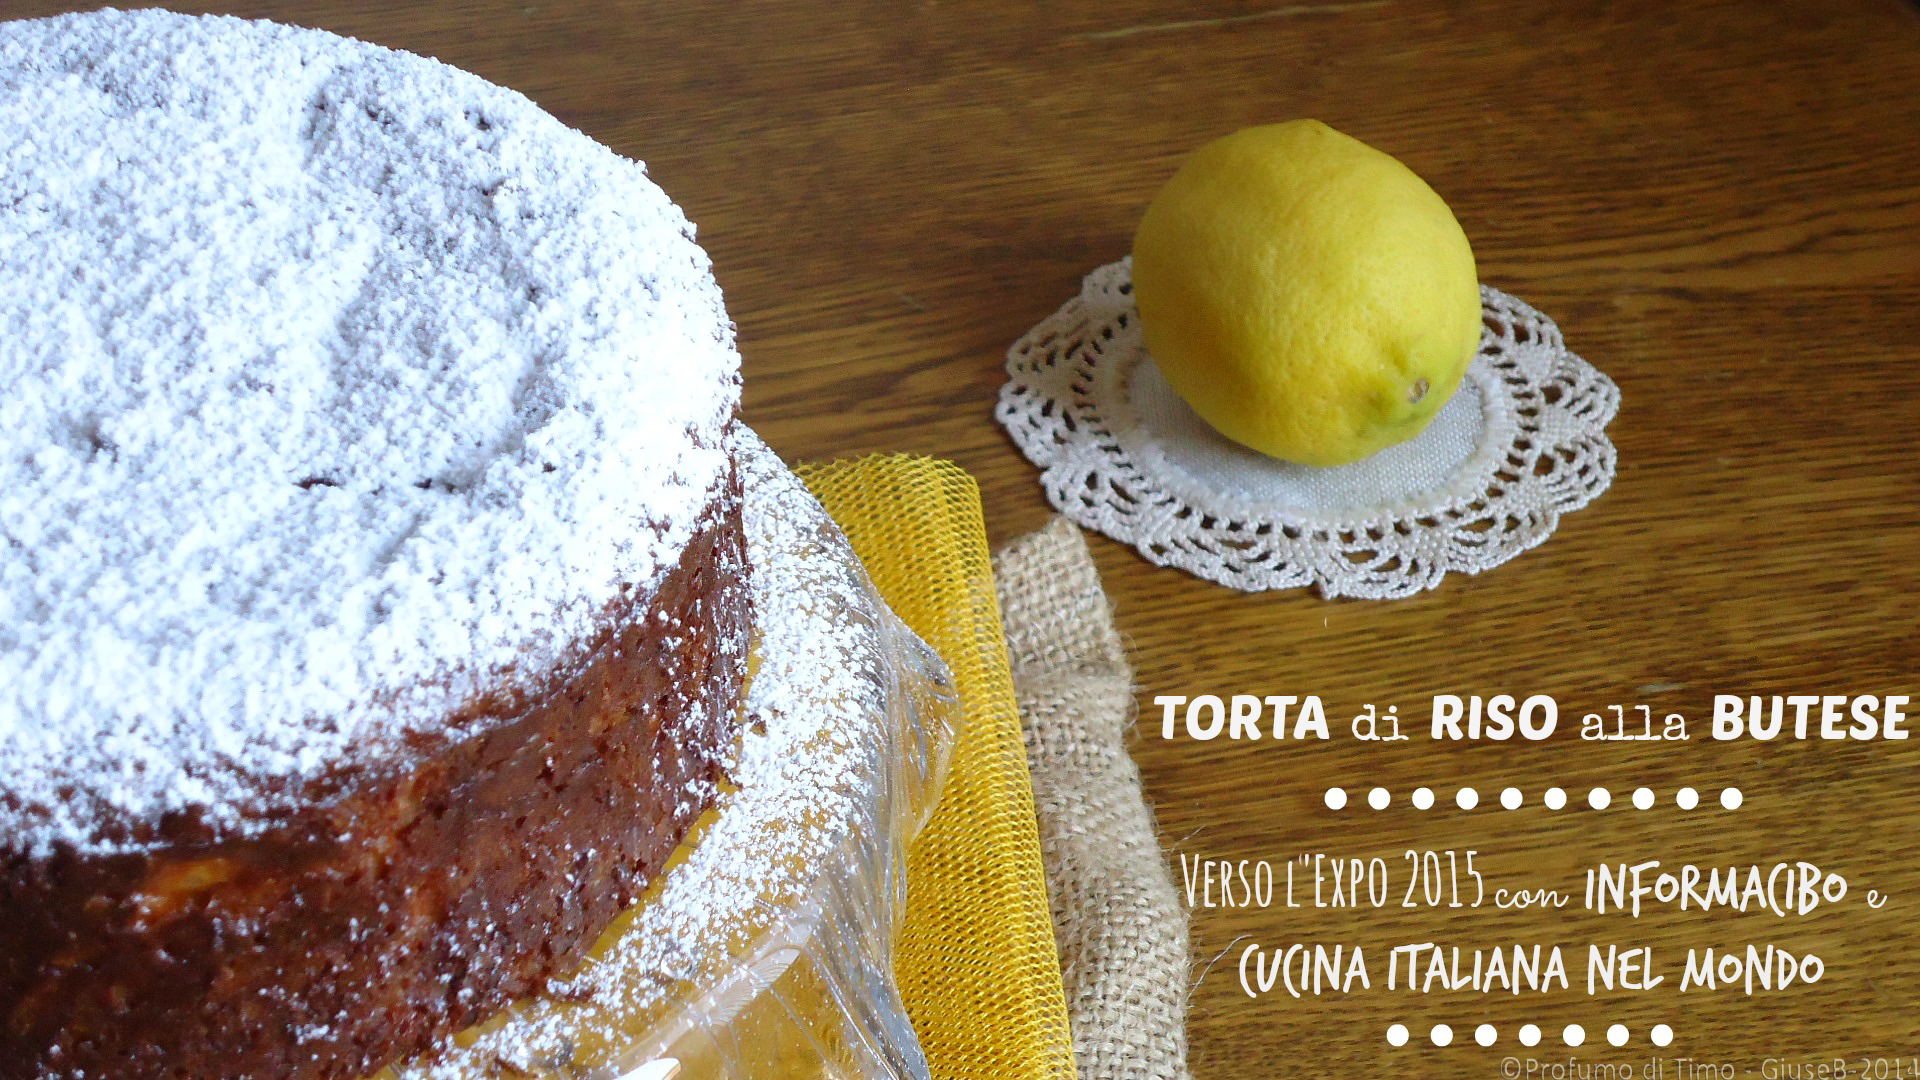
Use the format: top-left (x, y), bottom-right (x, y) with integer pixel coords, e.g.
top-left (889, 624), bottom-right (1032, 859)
top-left (15, 0), bottom-right (1920, 1075)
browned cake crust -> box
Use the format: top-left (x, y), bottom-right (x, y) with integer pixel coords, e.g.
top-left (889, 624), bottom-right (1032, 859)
top-left (0, 471), bottom-right (750, 1080)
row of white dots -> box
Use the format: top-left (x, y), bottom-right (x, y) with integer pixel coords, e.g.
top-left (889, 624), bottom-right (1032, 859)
top-left (1326, 786), bottom-right (1743, 811)
top-left (1387, 1023), bottom-right (1674, 1048)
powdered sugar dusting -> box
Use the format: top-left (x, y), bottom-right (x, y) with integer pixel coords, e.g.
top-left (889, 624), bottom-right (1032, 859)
top-left (0, 10), bottom-right (738, 857)
top-left (389, 431), bottom-right (955, 1079)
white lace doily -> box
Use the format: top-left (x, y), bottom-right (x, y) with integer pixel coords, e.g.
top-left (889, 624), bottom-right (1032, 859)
top-left (996, 260), bottom-right (1619, 599)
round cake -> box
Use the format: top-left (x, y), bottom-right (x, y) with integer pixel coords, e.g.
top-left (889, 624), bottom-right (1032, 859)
top-left (0, 10), bottom-right (749, 1078)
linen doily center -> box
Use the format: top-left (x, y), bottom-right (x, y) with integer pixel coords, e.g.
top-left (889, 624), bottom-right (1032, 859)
top-left (996, 260), bottom-right (1619, 599)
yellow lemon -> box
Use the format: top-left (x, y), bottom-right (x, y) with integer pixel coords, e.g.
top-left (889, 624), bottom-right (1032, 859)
top-left (1130, 120), bottom-right (1481, 467)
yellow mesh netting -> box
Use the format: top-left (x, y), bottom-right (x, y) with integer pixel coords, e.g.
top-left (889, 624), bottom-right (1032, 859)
top-left (796, 455), bottom-right (1076, 1080)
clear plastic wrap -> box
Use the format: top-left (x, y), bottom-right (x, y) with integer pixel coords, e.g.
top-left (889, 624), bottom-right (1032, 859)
top-left (384, 431), bottom-right (959, 1080)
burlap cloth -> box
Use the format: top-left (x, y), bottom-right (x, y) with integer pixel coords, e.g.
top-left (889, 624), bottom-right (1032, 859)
top-left (992, 518), bottom-right (1194, 1080)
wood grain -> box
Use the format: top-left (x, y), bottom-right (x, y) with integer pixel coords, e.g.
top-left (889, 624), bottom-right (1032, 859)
top-left (9, 0), bottom-right (1920, 1074)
